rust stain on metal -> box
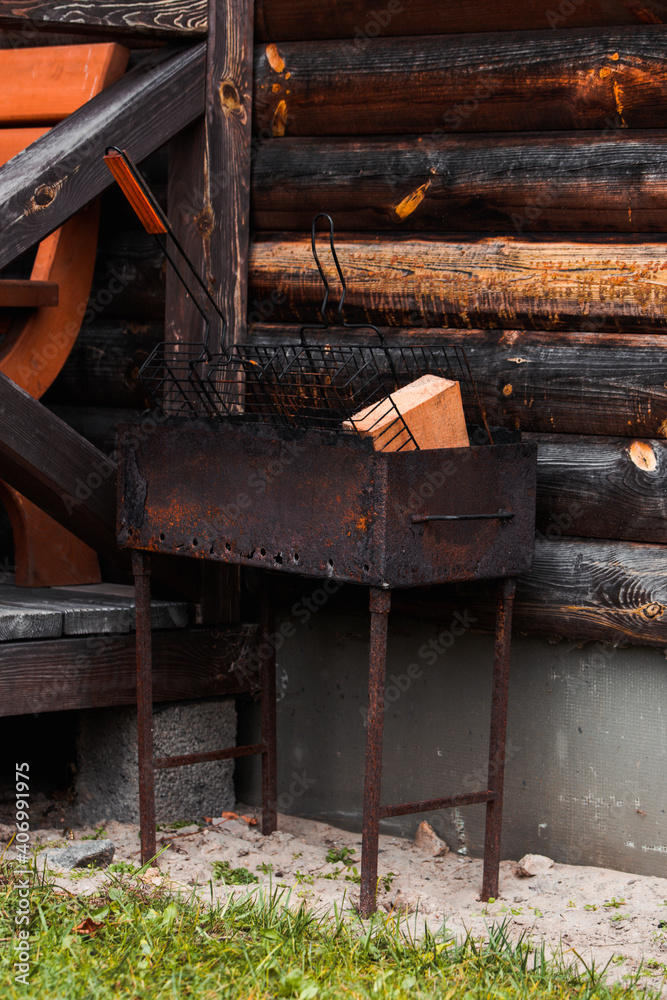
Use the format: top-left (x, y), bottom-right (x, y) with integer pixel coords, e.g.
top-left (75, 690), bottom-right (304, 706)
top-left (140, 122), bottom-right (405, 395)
top-left (599, 66), bottom-right (611, 78)
top-left (391, 180), bottom-right (432, 222)
top-left (265, 43), bottom-right (285, 74)
top-left (503, 384), bottom-right (513, 396)
top-left (272, 99), bottom-right (288, 137)
top-left (629, 440), bottom-right (657, 471)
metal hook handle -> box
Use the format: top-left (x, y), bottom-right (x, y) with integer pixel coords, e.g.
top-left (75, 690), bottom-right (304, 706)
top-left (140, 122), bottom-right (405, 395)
top-left (310, 212), bottom-right (348, 327)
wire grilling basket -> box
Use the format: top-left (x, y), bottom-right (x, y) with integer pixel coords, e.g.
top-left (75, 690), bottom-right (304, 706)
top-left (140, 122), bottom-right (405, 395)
top-left (104, 150), bottom-right (491, 450)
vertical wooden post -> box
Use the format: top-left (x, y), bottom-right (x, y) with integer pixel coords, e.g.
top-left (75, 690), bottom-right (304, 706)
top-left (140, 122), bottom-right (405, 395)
top-left (167, 0), bottom-right (255, 351)
top-left (166, 0), bottom-right (255, 621)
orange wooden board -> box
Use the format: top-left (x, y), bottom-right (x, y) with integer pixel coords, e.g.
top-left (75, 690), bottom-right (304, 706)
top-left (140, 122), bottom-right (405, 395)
top-left (0, 43), bottom-right (129, 125)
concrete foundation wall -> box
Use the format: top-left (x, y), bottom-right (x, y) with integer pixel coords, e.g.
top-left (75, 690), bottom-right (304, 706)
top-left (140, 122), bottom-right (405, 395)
top-left (236, 607), bottom-right (667, 876)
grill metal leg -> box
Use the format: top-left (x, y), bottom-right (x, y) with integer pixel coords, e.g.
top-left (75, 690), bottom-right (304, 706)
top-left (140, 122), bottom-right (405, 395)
top-left (260, 574), bottom-right (278, 835)
top-left (481, 576), bottom-right (516, 901)
top-left (360, 587), bottom-right (391, 917)
top-left (133, 551), bottom-right (156, 866)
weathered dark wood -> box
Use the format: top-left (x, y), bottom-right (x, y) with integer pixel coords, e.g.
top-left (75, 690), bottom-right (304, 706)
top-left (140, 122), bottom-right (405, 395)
top-left (46, 323), bottom-right (667, 439)
top-left (248, 235), bottom-right (667, 332)
top-left (252, 132), bottom-right (667, 233)
top-left (43, 320), bottom-right (162, 409)
top-left (255, 0), bottom-right (667, 40)
top-left (207, 0), bottom-right (254, 346)
top-left (0, 42), bottom-right (205, 271)
top-left (0, 0), bottom-right (206, 39)
top-left (253, 28), bottom-right (667, 137)
top-left (0, 625), bottom-right (260, 716)
top-left (0, 0), bottom-right (658, 44)
top-left (395, 537), bottom-right (667, 647)
top-left (533, 436), bottom-right (667, 545)
top-left (0, 371), bottom-right (118, 556)
top-left (0, 582), bottom-right (187, 639)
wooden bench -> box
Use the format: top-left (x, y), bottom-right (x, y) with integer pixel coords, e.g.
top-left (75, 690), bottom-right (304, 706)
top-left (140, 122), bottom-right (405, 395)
top-left (0, 42), bottom-right (128, 587)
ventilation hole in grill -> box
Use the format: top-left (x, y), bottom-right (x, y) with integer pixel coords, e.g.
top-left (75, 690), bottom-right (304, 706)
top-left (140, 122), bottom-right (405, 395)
top-left (209, 545), bottom-right (215, 555)
top-left (363, 563), bottom-right (370, 572)
top-left (192, 538), bottom-right (198, 546)
top-left (159, 533), bottom-right (165, 541)
top-left (260, 547), bottom-right (266, 556)
top-left (225, 542), bottom-right (231, 551)
top-left (294, 552), bottom-right (300, 563)
top-left (328, 559), bottom-right (334, 568)
top-left (274, 553), bottom-right (283, 564)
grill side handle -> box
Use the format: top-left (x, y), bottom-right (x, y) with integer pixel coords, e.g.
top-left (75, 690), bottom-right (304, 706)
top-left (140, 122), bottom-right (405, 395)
top-left (410, 511), bottom-right (515, 523)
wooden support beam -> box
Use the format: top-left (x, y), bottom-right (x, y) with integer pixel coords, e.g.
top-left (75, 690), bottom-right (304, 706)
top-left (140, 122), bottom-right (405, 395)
top-left (533, 435), bottom-right (667, 546)
top-left (0, 372), bottom-right (118, 557)
top-left (252, 132), bottom-right (667, 233)
top-left (253, 28), bottom-right (667, 136)
top-left (395, 536), bottom-right (667, 647)
top-left (0, 41), bottom-right (205, 271)
top-left (0, 625), bottom-right (259, 716)
top-left (0, 1), bottom-right (207, 39)
top-left (254, 0), bottom-right (667, 40)
top-left (248, 235), bottom-right (667, 333)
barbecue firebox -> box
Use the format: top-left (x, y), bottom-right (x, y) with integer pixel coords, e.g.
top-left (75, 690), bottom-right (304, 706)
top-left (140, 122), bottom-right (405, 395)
top-left (118, 419), bottom-right (537, 915)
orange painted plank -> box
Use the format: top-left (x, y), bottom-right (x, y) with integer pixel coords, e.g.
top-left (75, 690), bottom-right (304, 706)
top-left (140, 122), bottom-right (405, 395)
top-left (0, 42), bottom-right (128, 125)
top-left (0, 127), bottom-right (48, 166)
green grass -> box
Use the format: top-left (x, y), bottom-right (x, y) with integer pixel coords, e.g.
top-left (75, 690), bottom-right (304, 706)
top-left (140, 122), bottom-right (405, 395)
top-left (0, 859), bottom-right (661, 999)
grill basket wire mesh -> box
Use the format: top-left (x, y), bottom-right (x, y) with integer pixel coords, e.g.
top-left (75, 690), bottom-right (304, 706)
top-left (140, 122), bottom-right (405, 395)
top-left (132, 202), bottom-right (491, 447)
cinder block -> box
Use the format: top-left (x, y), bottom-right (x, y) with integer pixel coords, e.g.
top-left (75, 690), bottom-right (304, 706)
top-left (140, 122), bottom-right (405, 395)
top-left (74, 697), bottom-right (236, 824)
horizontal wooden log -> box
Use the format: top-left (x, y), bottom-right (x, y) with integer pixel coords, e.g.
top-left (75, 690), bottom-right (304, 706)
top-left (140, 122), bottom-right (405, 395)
top-left (1, 0), bottom-right (659, 43)
top-left (248, 235), bottom-right (667, 332)
top-left (0, 1), bottom-right (206, 39)
top-left (0, 625), bottom-right (259, 716)
top-left (533, 435), bottom-right (667, 545)
top-left (256, 327), bottom-right (664, 439)
top-left (0, 41), bottom-right (205, 270)
top-left (252, 132), bottom-right (667, 233)
top-left (253, 28), bottom-right (667, 136)
top-left (45, 322), bottom-right (667, 439)
top-left (395, 536), bottom-right (667, 647)
top-left (255, 0), bottom-right (667, 40)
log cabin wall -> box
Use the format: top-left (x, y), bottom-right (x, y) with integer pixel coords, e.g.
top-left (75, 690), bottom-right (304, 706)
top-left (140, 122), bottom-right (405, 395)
top-left (12, 4), bottom-right (667, 865)
top-left (43, 5), bottom-right (667, 647)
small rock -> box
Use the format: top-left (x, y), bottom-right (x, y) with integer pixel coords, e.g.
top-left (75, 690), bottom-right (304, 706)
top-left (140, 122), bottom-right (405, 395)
top-left (43, 840), bottom-right (115, 871)
top-left (516, 854), bottom-right (554, 877)
top-left (414, 821), bottom-right (449, 857)
top-left (384, 890), bottom-right (435, 915)
top-left (168, 824), bottom-right (200, 836)
top-left (211, 818), bottom-right (246, 836)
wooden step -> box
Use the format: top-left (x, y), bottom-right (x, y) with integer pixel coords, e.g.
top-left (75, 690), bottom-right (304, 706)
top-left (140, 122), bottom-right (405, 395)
top-left (0, 278), bottom-right (58, 308)
top-left (0, 581), bottom-right (188, 642)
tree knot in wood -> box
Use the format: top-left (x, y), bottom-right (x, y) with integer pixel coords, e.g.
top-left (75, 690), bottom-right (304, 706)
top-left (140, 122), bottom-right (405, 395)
top-left (30, 183), bottom-right (58, 211)
top-left (629, 440), bottom-right (657, 472)
top-left (643, 602), bottom-right (664, 620)
top-left (195, 207), bottom-right (214, 237)
top-left (220, 79), bottom-right (241, 113)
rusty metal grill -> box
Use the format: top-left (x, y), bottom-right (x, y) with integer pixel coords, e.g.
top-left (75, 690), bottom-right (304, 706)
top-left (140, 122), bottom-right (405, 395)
top-left (139, 340), bottom-right (486, 447)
